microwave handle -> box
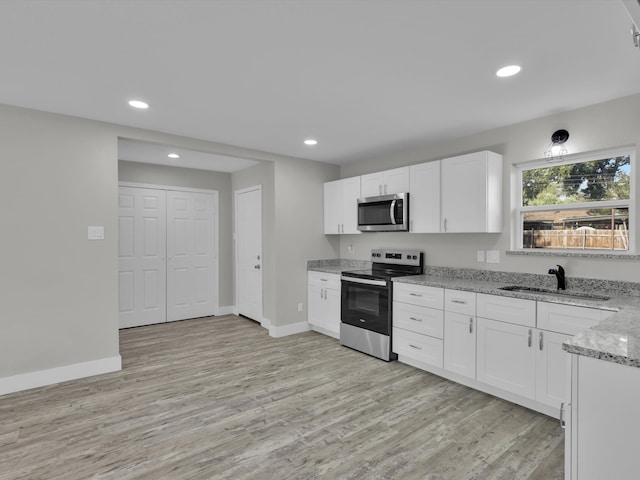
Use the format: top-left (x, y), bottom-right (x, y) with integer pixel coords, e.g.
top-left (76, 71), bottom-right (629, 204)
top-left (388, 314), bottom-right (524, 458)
top-left (389, 199), bottom-right (397, 225)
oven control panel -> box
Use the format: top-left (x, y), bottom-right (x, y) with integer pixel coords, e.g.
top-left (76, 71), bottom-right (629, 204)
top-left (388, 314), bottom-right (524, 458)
top-left (371, 249), bottom-right (423, 267)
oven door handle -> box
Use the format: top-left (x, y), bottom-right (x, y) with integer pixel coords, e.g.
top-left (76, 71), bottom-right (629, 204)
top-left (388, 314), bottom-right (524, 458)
top-left (341, 276), bottom-right (388, 287)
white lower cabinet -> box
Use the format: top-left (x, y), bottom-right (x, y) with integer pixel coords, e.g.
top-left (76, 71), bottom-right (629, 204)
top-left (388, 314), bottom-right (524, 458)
top-left (566, 355), bottom-right (640, 480)
top-left (392, 284), bottom-right (444, 368)
top-left (393, 283), bottom-right (613, 420)
top-left (476, 317), bottom-right (536, 399)
top-left (307, 271), bottom-right (341, 338)
top-left (443, 311), bottom-right (476, 379)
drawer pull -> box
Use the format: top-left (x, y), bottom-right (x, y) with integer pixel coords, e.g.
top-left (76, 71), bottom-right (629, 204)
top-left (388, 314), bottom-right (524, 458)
top-left (469, 317), bottom-right (473, 334)
top-left (409, 293), bottom-right (423, 297)
top-left (451, 299), bottom-right (467, 305)
top-left (409, 344), bottom-right (422, 350)
top-left (560, 402), bottom-right (566, 429)
top-left (528, 329), bottom-right (532, 348)
top-left (409, 317), bottom-right (423, 322)
top-left (539, 331), bottom-right (544, 351)
top-left (320, 278), bottom-right (328, 282)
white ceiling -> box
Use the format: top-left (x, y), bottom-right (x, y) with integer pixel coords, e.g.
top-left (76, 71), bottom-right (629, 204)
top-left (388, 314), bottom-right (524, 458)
top-left (1, 0), bottom-right (639, 169)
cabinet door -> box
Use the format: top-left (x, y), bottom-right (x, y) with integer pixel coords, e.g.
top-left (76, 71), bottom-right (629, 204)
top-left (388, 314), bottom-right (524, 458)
top-left (323, 287), bottom-right (341, 336)
top-left (441, 151), bottom-right (501, 233)
top-left (361, 172), bottom-right (384, 198)
top-left (308, 283), bottom-right (326, 328)
top-left (409, 161), bottom-right (440, 233)
top-left (444, 311), bottom-right (477, 379)
top-left (382, 166), bottom-right (410, 195)
top-left (535, 330), bottom-right (571, 409)
top-left (340, 176), bottom-right (362, 234)
top-left (476, 317), bottom-right (535, 399)
top-left (323, 180), bottom-right (342, 234)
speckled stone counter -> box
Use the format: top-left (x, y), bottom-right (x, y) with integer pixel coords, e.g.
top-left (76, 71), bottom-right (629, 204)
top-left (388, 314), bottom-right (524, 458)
top-left (307, 258), bottom-right (371, 274)
top-left (391, 266), bottom-right (640, 368)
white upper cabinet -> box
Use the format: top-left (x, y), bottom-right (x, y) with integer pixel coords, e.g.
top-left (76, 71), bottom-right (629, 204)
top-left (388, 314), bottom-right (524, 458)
top-left (409, 161), bottom-right (440, 233)
top-left (323, 176), bottom-right (361, 234)
top-left (361, 166), bottom-right (410, 198)
top-left (440, 151), bottom-right (502, 233)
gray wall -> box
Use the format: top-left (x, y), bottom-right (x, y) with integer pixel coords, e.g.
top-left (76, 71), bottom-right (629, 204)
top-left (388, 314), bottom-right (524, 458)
top-left (118, 160), bottom-right (234, 308)
top-left (0, 104), bottom-right (119, 377)
top-left (231, 158), bottom-right (340, 327)
top-left (339, 93), bottom-right (640, 283)
top-left (0, 102), bottom-right (337, 383)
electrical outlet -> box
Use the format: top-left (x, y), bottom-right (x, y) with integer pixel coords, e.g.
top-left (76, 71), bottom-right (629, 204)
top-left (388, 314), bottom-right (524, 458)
top-left (297, 302), bottom-right (303, 312)
top-left (477, 250), bottom-right (485, 262)
top-left (486, 250), bottom-right (500, 264)
top-left (347, 244), bottom-right (354, 253)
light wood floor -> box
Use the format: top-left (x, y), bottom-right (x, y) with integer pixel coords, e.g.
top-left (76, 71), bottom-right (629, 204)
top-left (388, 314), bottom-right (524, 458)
top-left (0, 316), bottom-right (564, 480)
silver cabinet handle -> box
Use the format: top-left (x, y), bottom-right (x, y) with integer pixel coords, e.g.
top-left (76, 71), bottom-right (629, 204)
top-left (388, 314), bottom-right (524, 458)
top-left (528, 329), bottom-right (532, 348)
top-left (254, 264), bottom-right (261, 269)
top-left (320, 278), bottom-right (328, 282)
top-left (409, 293), bottom-right (423, 297)
top-left (443, 218), bottom-right (447, 232)
top-left (384, 184), bottom-right (388, 194)
top-left (409, 317), bottom-right (422, 322)
top-left (469, 317), bottom-right (473, 334)
top-left (560, 402), bottom-right (566, 429)
top-left (539, 331), bottom-right (544, 351)
top-left (379, 185), bottom-right (382, 195)
top-left (409, 344), bottom-right (422, 350)
top-left (451, 299), bottom-right (467, 305)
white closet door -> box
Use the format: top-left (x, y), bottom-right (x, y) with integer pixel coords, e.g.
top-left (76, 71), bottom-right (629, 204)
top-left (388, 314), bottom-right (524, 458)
top-left (118, 187), bottom-right (167, 328)
top-left (167, 191), bottom-right (217, 321)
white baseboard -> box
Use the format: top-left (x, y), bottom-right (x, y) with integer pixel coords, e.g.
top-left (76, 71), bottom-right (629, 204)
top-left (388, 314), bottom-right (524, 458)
top-left (216, 305), bottom-right (235, 316)
top-left (0, 355), bottom-right (122, 397)
top-left (269, 320), bottom-right (311, 338)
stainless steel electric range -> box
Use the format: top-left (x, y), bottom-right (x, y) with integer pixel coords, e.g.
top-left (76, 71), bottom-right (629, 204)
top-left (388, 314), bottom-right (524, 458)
top-left (340, 249), bottom-right (424, 361)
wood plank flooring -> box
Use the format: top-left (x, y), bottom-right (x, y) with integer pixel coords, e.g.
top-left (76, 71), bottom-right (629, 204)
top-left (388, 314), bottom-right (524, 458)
top-left (0, 316), bottom-right (564, 479)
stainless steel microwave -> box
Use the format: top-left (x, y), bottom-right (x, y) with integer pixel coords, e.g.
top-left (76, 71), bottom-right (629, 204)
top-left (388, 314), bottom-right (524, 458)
top-left (357, 192), bottom-right (409, 232)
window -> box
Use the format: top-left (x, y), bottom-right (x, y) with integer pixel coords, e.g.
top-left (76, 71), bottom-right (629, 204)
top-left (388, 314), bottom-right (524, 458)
top-left (515, 148), bottom-right (634, 253)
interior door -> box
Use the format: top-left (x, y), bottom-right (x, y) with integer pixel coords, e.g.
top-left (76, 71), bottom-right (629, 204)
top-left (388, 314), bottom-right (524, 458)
top-left (118, 187), bottom-right (167, 328)
top-left (166, 190), bottom-right (217, 321)
top-left (236, 186), bottom-right (263, 322)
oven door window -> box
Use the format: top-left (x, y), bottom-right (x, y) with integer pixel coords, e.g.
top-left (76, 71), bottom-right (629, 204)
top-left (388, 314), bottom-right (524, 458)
top-left (341, 281), bottom-right (389, 334)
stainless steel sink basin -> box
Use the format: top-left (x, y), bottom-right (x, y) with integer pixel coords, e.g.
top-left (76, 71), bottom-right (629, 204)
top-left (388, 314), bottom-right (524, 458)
top-left (499, 285), bottom-right (610, 301)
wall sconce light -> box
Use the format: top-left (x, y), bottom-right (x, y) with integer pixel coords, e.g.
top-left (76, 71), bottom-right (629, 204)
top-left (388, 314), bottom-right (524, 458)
top-left (544, 129), bottom-right (569, 162)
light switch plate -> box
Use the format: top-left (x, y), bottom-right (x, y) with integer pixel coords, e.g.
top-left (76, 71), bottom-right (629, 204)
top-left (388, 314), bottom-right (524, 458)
top-left (486, 250), bottom-right (500, 263)
top-left (88, 226), bottom-right (105, 240)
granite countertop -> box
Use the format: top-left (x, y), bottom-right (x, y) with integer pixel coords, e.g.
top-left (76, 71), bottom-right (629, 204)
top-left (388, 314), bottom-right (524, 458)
top-left (307, 260), bottom-right (640, 368)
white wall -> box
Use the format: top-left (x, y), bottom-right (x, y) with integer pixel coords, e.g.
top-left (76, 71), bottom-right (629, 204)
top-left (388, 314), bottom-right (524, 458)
top-left (339, 93), bottom-right (640, 283)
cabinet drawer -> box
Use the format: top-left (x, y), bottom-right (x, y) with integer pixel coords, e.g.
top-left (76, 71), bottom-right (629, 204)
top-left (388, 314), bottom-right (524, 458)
top-left (537, 302), bottom-right (613, 336)
top-left (444, 289), bottom-right (476, 315)
top-left (393, 327), bottom-right (443, 368)
top-left (393, 302), bottom-right (444, 338)
top-left (307, 270), bottom-right (341, 290)
top-left (477, 293), bottom-right (536, 328)
top-left (393, 283), bottom-right (444, 309)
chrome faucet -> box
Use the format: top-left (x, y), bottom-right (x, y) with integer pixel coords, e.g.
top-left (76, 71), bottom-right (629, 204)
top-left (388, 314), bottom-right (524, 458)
top-left (548, 265), bottom-right (566, 290)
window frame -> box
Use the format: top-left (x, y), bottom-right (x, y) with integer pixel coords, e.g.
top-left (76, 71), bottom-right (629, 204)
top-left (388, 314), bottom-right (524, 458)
top-left (513, 146), bottom-right (636, 255)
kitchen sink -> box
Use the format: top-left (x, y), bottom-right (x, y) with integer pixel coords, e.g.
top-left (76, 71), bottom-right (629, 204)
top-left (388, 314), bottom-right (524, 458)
top-left (499, 285), bottom-right (610, 301)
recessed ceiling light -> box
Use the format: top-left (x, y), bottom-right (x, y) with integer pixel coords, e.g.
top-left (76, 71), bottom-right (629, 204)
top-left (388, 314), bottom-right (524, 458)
top-left (304, 139), bottom-right (318, 146)
top-left (167, 153), bottom-right (180, 159)
top-left (128, 99), bottom-right (149, 109)
top-left (496, 65), bottom-right (522, 78)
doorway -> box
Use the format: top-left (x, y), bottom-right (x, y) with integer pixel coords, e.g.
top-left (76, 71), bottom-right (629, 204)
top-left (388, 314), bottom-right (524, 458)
top-left (118, 184), bottom-right (219, 328)
top-left (235, 185), bottom-right (263, 323)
